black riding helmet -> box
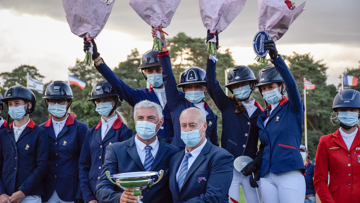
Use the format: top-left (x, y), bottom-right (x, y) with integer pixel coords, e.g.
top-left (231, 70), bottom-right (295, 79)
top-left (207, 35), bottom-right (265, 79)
top-left (226, 65), bottom-right (257, 90)
top-left (44, 81), bottom-right (73, 100)
top-left (333, 89), bottom-right (360, 111)
top-left (256, 66), bottom-right (285, 94)
top-left (178, 67), bottom-right (206, 88)
top-left (89, 80), bottom-right (121, 117)
top-left (1, 85), bottom-right (36, 114)
top-left (138, 50), bottom-right (161, 80)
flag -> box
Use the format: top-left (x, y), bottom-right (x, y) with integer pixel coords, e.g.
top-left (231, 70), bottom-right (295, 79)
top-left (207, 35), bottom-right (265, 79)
top-left (304, 79), bottom-right (315, 90)
top-left (344, 74), bottom-right (358, 86)
top-left (68, 75), bottom-right (86, 90)
top-left (27, 76), bottom-right (44, 93)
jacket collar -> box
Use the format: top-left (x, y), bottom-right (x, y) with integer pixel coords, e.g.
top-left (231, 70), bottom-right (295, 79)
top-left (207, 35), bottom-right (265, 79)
top-left (254, 101), bottom-right (264, 111)
top-left (268, 96), bottom-right (289, 109)
top-left (186, 100), bottom-right (210, 108)
top-left (95, 117), bottom-right (123, 130)
top-left (2, 120), bottom-right (7, 127)
top-left (9, 119), bottom-right (35, 129)
top-left (44, 114), bottom-right (74, 128)
top-left (333, 128), bottom-right (360, 151)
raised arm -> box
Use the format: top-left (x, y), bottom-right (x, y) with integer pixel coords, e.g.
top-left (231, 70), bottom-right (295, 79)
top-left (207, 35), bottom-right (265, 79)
top-left (206, 58), bottom-right (229, 112)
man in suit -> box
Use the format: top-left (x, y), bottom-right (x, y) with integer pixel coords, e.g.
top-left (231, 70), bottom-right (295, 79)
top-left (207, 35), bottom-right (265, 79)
top-left (96, 100), bottom-right (179, 203)
top-left (169, 107), bottom-right (234, 203)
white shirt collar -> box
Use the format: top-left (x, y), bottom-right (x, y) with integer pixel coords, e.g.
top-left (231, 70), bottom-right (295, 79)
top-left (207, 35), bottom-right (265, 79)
top-left (52, 114), bottom-right (68, 125)
top-left (134, 135), bottom-right (159, 151)
top-left (13, 118), bottom-right (30, 131)
top-left (270, 102), bottom-right (280, 112)
top-left (194, 102), bottom-right (209, 116)
top-left (340, 127), bottom-right (358, 138)
top-left (185, 138), bottom-right (207, 158)
top-left (0, 117), bottom-right (4, 127)
top-left (101, 114), bottom-right (118, 126)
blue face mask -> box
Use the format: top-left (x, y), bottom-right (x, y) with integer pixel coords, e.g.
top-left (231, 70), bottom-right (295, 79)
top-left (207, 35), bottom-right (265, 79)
top-left (147, 73), bottom-right (163, 88)
top-left (48, 103), bottom-right (67, 118)
top-left (233, 85), bottom-right (252, 100)
top-left (181, 126), bottom-right (203, 147)
top-left (262, 88), bottom-right (282, 104)
top-left (185, 91), bottom-right (205, 104)
top-left (9, 105), bottom-right (26, 120)
top-left (337, 111), bottom-right (359, 127)
top-left (96, 102), bottom-right (113, 117)
top-left (136, 121), bottom-right (159, 139)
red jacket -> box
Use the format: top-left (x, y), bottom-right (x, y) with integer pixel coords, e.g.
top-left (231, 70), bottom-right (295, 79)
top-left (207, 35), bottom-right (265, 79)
top-left (314, 128), bottom-right (360, 203)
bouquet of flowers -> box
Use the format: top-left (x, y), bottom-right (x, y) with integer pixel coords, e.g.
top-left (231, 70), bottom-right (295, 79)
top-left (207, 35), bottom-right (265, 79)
top-left (62, 0), bottom-right (114, 65)
top-left (255, 0), bottom-right (306, 63)
top-left (130, 0), bottom-right (181, 51)
top-left (199, 0), bottom-right (247, 61)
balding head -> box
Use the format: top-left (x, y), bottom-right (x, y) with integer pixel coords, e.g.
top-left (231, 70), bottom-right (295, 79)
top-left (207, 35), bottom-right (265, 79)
top-left (180, 107), bottom-right (207, 142)
top-left (180, 107), bottom-right (206, 124)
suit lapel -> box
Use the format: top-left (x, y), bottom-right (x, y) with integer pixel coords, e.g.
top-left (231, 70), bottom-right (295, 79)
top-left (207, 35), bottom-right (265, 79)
top-left (94, 128), bottom-right (102, 144)
top-left (57, 125), bottom-right (69, 140)
top-left (267, 104), bottom-right (282, 124)
top-left (127, 137), bottom-right (145, 171)
top-left (17, 127), bottom-right (31, 142)
top-left (151, 140), bottom-right (168, 170)
top-left (333, 130), bottom-right (348, 151)
top-left (47, 125), bottom-right (57, 141)
top-left (102, 128), bottom-right (115, 143)
top-left (350, 128), bottom-right (360, 151)
top-left (8, 129), bottom-right (16, 146)
top-left (170, 152), bottom-right (184, 198)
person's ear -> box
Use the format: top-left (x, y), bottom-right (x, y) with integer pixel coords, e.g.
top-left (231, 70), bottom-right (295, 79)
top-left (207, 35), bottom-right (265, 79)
top-left (27, 102), bottom-right (32, 110)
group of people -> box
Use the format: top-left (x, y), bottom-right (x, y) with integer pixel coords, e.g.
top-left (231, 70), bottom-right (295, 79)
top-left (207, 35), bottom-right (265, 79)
top-left (0, 29), bottom-right (359, 203)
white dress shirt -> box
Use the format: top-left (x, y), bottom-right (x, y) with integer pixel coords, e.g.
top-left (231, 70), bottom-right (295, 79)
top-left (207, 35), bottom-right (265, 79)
top-left (0, 117), bottom-right (4, 127)
top-left (340, 127), bottom-right (358, 150)
top-left (264, 102), bottom-right (280, 126)
top-left (194, 102), bottom-right (209, 116)
top-left (134, 135), bottom-right (159, 165)
top-left (241, 98), bottom-right (257, 117)
top-left (176, 139), bottom-right (208, 182)
top-left (52, 115), bottom-right (68, 138)
top-left (101, 115), bottom-right (118, 140)
top-left (13, 119), bottom-right (30, 142)
top-left (153, 87), bottom-right (167, 109)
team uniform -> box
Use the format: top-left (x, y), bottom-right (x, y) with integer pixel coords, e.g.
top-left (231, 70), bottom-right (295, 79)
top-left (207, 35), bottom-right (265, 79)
top-left (304, 162), bottom-right (315, 203)
top-left (206, 59), bottom-right (263, 203)
top-left (159, 51), bottom-right (218, 148)
top-left (0, 118), bottom-right (6, 130)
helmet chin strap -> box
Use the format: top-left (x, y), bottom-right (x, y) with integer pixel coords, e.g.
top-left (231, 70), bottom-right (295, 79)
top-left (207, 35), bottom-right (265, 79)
top-left (107, 99), bottom-right (120, 117)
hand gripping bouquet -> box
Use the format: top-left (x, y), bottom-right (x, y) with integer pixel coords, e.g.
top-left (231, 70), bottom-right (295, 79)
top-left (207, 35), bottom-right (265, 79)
top-left (130, 0), bottom-right (181, 51)
top-left (199, 0), bottom-right (247, 62)
top-left (254, 0), bottom-right (306, 63)
top-left (62, 0), bottom-right (115, 65)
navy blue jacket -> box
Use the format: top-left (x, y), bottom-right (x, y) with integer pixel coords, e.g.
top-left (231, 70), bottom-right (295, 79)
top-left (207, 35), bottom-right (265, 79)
top-left (95, 62), bottom-right (181, 141)
top-left (79, 117), bottom-right (133, 203)
top-left (0, 120), bottom-right (48, 196)
top-left (206, 59), bottom-right (263, 159)
top-left (257, 55), bottom-right (305, 177)
top-left (304, 162), bottom-right (315, 195)
top-left (159, 52), bottom-right (219, 148)
top-left (169, 140), bottom-right (233, 203)
top-left (0, 119), bottom-right (7, 130)
top-left (40, 114), bottom-right (88, 202)
top-left (96, 136), bottom-right (180, 203)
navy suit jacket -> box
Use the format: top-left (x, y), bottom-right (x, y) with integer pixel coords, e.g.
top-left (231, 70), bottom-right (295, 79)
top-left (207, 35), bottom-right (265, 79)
top-left (159, 52), bottom-right (219, 148)
top-left (40, 114), bottom-right (88, 202)
top-left (0, 119), bottom-right (7, 130)
top-left (0, 119), bottom-right (48, 196)
top-left (95, 62), bottom-right (183, 142)
top-left (96, 136), bottom-right (179, 203)
top-left (257, 55), bottom-right (305, 177)
top-left (79, 117), bottom-right (133, 203)
top-left (169, 140), bottom-right (233, 203)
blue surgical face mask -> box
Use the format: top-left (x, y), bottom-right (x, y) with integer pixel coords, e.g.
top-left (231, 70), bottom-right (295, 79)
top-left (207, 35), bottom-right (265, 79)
top-left (96, 102), bottom-right (113, 117)
top-left (136, 120), bottom-right (159, 139)
top-left (181, 126), bottom-right (203, 147)
top-left (48, 103), bottom-right (67, 118)
top-left (262, 88), bottom-right (282, 104)
top-left (9, 105), bottom-right (26, 120)
top-left (147, 73), bottom-right (163, 88)
top-left (233, 85), bottom-right (252, 100)
top-left (337, 111), bottom-right (359, 127)
top-left (185, 91), bottom-right (205, 104)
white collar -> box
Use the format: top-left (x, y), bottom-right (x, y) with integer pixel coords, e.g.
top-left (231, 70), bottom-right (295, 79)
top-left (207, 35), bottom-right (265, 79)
top-left (185, 139), bottom-right (207, 157)
top-left (152, 87), bottom-right (165, 93)
top-left (134, 135), bottom-right (159, 151)
top-left (13, 119), bottom-right (30, 130)
top-left (270, 102), bottom-right (280, 112)
top-left (101, 114), bottom-right (118, 126)
top-left (340, 127), bottom-right (358, 138)
top-left (241, 97), bottom-right (255, 107)
top-left (52, 114), bottom-right (68, 125)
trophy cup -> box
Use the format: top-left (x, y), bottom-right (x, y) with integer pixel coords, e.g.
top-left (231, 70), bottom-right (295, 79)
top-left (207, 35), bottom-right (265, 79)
top-left (106, 170), bottom-right (164, 203)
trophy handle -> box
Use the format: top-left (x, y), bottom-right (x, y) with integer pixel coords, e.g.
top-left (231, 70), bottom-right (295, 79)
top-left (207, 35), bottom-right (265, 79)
top-left (149, 170), bottom-right (164, 187)
top-left (106, 171), bottom-right (117, 185)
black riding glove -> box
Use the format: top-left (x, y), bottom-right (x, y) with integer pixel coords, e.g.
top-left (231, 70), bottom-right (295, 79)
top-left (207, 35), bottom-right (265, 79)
top-left (83, 38), bottom-right (100, 60)
top-left (206, 30), bottom-right (219, 49)
top-left (264, 40), bottom-right (278, 60)
top-left (74, 199), bottom-right (84, 203)
top-left (241, 160), bottom-right (260, 176)
top-left (249, 172), bottom-right (260, 188)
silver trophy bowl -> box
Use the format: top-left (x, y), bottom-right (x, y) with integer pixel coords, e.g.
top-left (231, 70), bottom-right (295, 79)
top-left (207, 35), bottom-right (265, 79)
top-left (106, 170), bottom-right (164, 203)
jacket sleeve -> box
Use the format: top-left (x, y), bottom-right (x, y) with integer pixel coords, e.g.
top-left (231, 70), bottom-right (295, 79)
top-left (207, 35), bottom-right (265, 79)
top-left (95, 145), bottom-right (122, 203)
top-left (314, 136), bottom-right (335, 203)
top-left (158, 51), bottom-right (181, 111)
top-left (76, 123), bottom-right (89, 200)
top-left (79, 130), bottom-right (96, 203)
top-left (19, 129), bottom-right (48, 195)
top-left (209, 116), bottom-right (219, 146)
top-left (95, 62), bottom-right (141, 106)
top-left (0, 133), bottom-right (4, 195)
top-left (181, 152), bottom-right (234, 203)
top-left (271, 55), bottom-right (303, 114)
top-left (205, 59), bottom-right (229, 112)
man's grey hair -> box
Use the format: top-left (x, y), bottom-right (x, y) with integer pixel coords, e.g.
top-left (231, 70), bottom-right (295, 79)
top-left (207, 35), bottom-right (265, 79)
top-left (134, 100), bottom-right (163, 120)
top-left (180, 107), bottom-right (206, 124)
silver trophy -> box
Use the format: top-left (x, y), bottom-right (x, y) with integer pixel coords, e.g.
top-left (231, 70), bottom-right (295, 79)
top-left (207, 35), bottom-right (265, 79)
top-left (106, 170), bottom-right (164, 203)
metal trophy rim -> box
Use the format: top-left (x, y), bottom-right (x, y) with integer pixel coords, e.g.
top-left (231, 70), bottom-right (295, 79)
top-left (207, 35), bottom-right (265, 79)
top-left (233, 155), bottom-right (253, 172)
top-left (252, 30), bottom-right (270, 58)
top-left (110, 171), bottom-right (159, 179)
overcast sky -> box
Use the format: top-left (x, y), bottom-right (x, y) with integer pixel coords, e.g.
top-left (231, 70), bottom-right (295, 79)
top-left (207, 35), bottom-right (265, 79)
top-left (0, 0), bottom-right (359, 87)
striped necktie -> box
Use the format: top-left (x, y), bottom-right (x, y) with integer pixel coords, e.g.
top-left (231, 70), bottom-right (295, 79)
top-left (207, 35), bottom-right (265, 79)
top-left (177, 153), bottom-right (192, 191)
top-left (144, 145), bottom-right (154, 171)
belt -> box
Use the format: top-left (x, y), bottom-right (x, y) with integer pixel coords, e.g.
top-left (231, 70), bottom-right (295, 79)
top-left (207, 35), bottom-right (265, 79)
top-left (306, 194), bottom-right (315, 199)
